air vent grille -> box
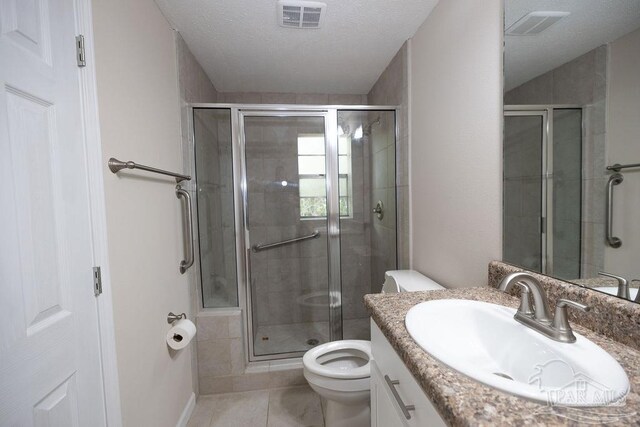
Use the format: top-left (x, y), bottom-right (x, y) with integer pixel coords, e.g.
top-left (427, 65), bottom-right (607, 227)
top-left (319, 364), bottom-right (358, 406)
top-left (506, 11), bottom-right (570, 36)
top-left (278, 1), bottom-right (326, 29)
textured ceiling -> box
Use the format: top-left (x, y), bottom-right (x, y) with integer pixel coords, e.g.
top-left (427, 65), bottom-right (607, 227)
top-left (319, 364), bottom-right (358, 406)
top-left (505, 0), bottom-right (640, 91)
top-left (154, 0), bottom-right (438, 94)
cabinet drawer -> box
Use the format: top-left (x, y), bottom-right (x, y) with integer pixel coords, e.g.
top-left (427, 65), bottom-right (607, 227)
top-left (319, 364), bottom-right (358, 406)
top-left (371, 320), bottom-right (445, 427)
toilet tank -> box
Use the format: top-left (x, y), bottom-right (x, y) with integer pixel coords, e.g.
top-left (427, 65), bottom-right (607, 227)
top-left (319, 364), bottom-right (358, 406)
top-left (381, 270), bottom-right (444, 293)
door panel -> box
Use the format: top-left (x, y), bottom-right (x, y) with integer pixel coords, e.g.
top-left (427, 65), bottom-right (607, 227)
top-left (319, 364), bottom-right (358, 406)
top-left (0, 0), bottom-right (106, 424)
top-left (243, 114), bottom-right (331, 358)
top-left (503, 114), bottom-right (544, 272)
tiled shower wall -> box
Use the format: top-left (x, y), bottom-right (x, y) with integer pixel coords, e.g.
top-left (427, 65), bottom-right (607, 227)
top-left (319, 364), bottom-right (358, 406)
top-left (368, 112), bottom-right (398, 289)
top-left (368, 41), bottom-right (410, 273)
top-left (504, 45), bottom-right (608, 278)
top-left (339, 112), bottom-right (373, 338)
top-left (195, 312), bottom-right (308, 394)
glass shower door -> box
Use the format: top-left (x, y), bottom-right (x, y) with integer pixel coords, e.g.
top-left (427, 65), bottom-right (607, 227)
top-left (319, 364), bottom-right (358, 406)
top-left (193, 108), bottom-right (239, 308)
top-left (503, 112), bottom-right (546, 272)
top-left (242, 113), bottom-right (333, 358)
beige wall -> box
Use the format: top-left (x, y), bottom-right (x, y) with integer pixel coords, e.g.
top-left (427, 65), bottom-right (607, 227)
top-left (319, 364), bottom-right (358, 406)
top-left (175, 31), bottom-right (220, 400)
top-left (605, 27), bottom-right (640, 277)
top-left (92, 0), bottom-right (194, 425)
top-left (409, 0), bottom-right (503, 287)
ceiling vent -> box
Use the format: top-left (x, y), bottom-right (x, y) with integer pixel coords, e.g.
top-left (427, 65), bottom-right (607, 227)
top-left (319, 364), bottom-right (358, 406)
top-left (277, 0), bottom-right (326, 29)
top-left (506, 11), bottom-right (570, 36)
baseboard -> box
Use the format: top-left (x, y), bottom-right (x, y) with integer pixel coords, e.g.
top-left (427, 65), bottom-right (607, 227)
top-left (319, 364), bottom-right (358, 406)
top-left (176, 392), bottom-right (196, 427)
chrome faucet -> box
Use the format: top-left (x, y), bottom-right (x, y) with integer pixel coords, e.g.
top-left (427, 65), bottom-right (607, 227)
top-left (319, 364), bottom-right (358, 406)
top-left (498, 272), bottom-right (590, 343)
top-left (599, 271), bottom-right (630, 300)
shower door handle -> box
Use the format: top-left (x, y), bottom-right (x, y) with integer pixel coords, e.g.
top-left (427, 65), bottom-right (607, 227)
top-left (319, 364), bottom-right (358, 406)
top-left (176, 185), bottom-right (194, 273)
top-left (606, 173), bottom-right (623, 248)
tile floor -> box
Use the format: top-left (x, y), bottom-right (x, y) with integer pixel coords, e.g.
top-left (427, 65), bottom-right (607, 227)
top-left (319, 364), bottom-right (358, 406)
top-left (187, 385), bottom-right (325, 427)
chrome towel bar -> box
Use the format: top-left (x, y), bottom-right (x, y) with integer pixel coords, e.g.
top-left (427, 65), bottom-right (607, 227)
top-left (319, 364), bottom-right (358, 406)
top-left (252, 230), bottom-right (320, 252)
top-left (108, 157), bottom-right (191, 183)
top-left (606, 173), bottom-right (623, 248)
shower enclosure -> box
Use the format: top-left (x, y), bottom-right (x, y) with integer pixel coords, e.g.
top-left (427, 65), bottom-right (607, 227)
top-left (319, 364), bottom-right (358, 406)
top-left (192, 105), bottom-right (397, 361)
top-left (503, 105), bottom-right (582, 278)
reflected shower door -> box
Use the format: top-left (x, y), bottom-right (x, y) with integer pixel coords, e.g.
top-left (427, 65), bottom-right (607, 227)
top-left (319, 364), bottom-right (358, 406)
top-left (552, 108), bottom-right (582, 279)
top-left (243, 114), bottom-right (333, 358)
top-left (503, 112), bottom-right (545, 272)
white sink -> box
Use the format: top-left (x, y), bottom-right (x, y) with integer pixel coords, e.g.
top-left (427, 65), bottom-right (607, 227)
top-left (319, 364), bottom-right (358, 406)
top-left (594, 286), bottom-right (638, 301)
top-left (405, 299), bottom-right (629, 406)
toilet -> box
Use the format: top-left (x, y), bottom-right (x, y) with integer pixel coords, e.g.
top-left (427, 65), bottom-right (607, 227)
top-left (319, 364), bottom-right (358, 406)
top-left (302, 270), bottom-right (444, 427)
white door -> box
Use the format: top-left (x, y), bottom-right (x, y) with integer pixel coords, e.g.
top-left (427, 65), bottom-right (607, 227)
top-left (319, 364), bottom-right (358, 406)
top-left (0, 0), bottom-right (107, 425)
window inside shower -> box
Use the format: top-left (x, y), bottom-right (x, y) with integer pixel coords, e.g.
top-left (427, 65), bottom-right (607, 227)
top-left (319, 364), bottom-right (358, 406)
top-left (298, 134), bottom-right (352, 218)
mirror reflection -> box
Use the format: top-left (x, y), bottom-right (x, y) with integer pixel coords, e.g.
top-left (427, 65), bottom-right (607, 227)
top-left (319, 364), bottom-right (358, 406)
top-left (503, 0), bottom-right (640, 303)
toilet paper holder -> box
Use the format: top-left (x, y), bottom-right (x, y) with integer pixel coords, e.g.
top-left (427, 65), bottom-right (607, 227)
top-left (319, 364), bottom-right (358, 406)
top-left (167, 312), bottom-right (187, 324)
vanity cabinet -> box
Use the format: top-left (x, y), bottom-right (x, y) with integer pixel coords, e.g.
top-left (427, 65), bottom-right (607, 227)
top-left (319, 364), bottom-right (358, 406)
top-left (370, 320), bottom-right (445, 427)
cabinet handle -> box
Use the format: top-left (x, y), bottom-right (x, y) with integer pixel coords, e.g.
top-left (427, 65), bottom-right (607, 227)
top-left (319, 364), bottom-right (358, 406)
top-left (384, 375), bottom-right (416, 420)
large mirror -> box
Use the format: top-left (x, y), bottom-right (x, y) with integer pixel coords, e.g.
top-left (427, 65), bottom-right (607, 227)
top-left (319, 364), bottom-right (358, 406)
top-left (503, 0), bottom-right (640, 303)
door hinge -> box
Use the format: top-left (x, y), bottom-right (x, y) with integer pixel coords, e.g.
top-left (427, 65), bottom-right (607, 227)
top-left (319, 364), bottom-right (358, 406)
top-left (76, 35), bottom-right (86, 67)
top-left (540, 216), bottom-right (547, 234)
top-left (93, 266), bottom-right (102, 296)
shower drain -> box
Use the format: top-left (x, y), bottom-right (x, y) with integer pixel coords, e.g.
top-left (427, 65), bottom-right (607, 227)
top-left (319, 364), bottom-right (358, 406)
top-left (493, 372), bottom-right (514, 381)
top-left (306, 338), bottom-right (319, 346)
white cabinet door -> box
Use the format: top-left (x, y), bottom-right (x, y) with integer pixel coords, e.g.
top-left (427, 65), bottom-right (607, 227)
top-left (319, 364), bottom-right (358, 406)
top-left (371, 320), bottom-right (446, 427)
top-left (371, 361), bottom-right (407, 427)
top-left (0, 0), bottom-right (107, 425)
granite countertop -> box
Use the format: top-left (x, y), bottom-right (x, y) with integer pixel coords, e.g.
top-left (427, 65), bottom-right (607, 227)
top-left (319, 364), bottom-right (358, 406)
top-left (364, 287), bottom-right (640, 426)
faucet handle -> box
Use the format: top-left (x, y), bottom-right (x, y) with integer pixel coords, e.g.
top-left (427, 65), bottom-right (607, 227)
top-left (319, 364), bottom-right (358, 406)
top-left (598, 271), bottom-right (627, 285)
top-left (514, 282), bottom-right (534, 316)
top-left (553, 299), bottom-right (591, 343)
top-left (633, 280), bottom-right (640, 303)
top-left (599, 271), bottom-right (630, 299)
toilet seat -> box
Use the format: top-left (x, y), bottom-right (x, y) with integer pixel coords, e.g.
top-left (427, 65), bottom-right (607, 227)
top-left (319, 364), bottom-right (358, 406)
top-left (303, 340), bottom-right (371, 380)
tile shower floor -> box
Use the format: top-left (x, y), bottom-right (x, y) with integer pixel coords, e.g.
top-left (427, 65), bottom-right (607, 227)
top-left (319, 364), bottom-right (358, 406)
top-left (253, 318), bottom-right (370, 355)
top-left (186, 385), bottom-right (325, 427)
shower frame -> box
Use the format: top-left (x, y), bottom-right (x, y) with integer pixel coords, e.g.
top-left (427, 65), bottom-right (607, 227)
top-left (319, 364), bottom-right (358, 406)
top-left (504, 104), bottom-right (583, 276)
top-left (189, 104), bottom-right (399, 363)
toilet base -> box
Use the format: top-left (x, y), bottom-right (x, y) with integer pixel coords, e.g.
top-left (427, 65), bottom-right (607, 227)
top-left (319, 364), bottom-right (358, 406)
top-left (323, 398), bottom-right (370, 427)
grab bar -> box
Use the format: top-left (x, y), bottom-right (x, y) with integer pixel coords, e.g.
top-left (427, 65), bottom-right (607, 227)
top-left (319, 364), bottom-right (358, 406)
top-left (108, 157), bottom-right (191, 183)
top-left (252, 230), bottom-right (320, 252)
top-left (176, 186), bottom-right (194, 273)
top-left (606, 173), bottom-right (624, 248)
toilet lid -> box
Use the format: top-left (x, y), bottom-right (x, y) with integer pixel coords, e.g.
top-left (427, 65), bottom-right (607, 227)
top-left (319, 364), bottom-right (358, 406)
top-left (303, 340), bottom-right (371, 379)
